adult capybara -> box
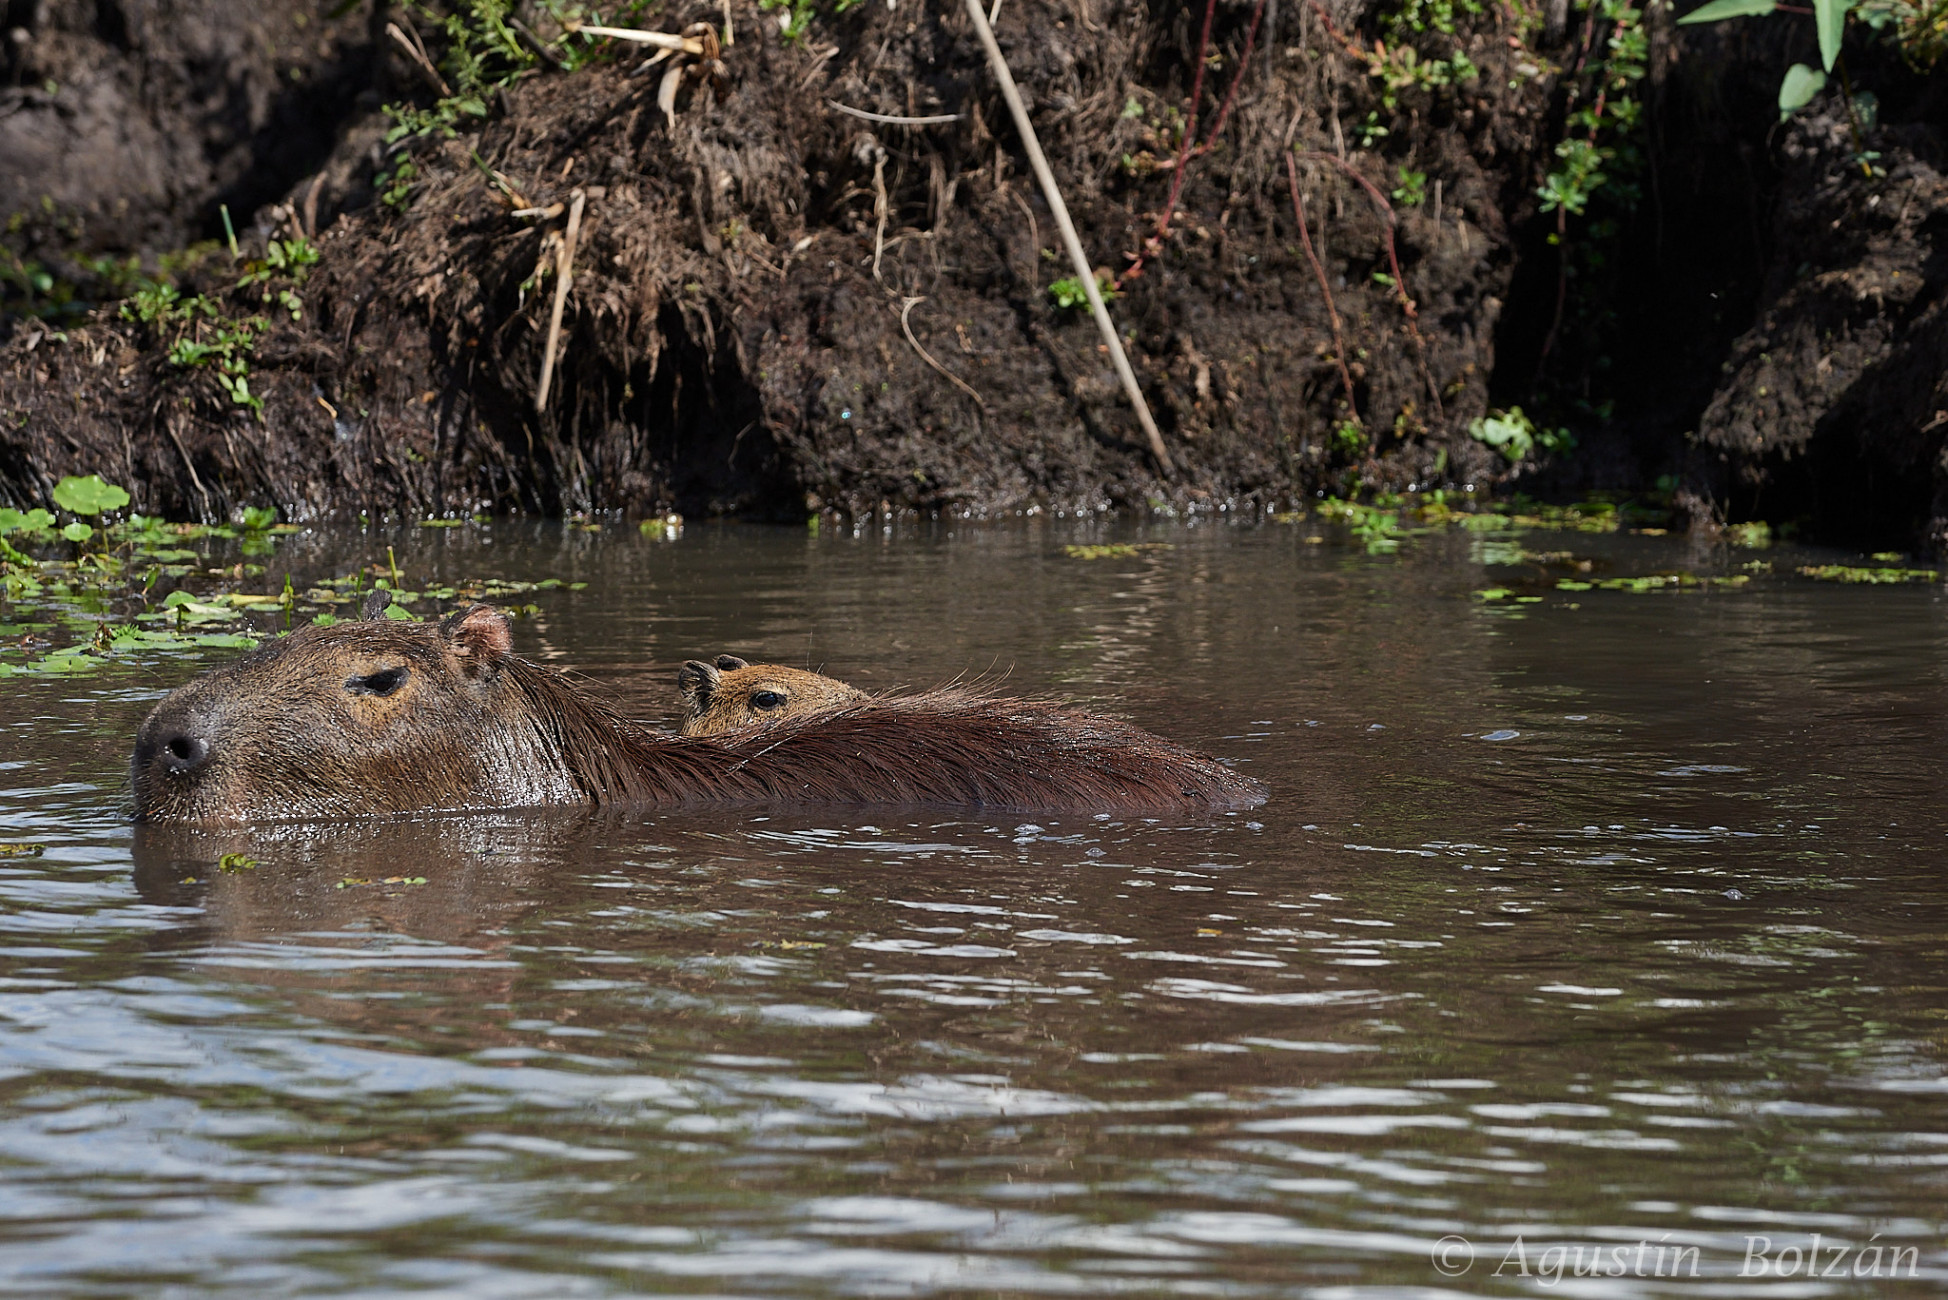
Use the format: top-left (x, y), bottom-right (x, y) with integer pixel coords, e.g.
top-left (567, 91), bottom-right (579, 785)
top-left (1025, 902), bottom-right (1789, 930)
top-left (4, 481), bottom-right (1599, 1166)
top-left (677, 655), bottom-right (865, 736)
top-left (130, 604), bottom-right (1267, 825)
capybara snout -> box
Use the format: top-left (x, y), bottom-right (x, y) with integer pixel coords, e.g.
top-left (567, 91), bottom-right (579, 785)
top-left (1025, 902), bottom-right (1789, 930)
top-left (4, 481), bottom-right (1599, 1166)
top-left (130, 604), bottom-right (529, 824)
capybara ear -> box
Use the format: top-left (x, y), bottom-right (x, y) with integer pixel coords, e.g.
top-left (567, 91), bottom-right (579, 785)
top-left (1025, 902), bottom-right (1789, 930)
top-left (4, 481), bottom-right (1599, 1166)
top-left (677, 660), bottom-right (719, 711)
top-left (441, 604), bottom-right (513, 674)
top-left (715, 655), bottom-right (749, 671)
top-left (360, 589), bottom-right (392, 621)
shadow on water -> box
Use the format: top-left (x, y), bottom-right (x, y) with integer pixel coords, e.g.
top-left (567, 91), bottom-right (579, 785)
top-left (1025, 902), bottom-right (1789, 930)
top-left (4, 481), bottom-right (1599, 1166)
top-left (0, 518), bottom-right (1944, 1295)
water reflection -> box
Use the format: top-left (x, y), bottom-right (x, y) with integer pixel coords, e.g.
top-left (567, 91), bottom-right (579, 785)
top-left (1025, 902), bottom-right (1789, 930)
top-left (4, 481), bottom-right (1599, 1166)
top-left (0, 520), bottom-right (1944, 1294)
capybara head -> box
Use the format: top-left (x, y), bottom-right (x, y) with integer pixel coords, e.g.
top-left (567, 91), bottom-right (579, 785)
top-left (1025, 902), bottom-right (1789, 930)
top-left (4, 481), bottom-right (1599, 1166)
top-left (676, 654), bottom-right (866, 736)
top-left (130, 604), bottom-right (586, 824)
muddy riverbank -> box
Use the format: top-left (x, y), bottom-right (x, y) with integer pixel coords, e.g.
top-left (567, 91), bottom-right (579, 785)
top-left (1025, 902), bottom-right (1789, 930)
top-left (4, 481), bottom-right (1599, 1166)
top-left (3, 0), bottom-right (1945, 545)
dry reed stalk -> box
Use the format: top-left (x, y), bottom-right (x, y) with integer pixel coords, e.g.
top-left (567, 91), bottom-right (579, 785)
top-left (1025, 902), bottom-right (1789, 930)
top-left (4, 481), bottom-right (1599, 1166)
top-left (535, 188), bottom-right (586, 414)
top-left (963, 0), bottom-right (1174, 476)
top-left (566, 23), bottom-right (706, 55)
top-left (386, 22), bottom-right (451, 97)
top-left (830, 101), bottom-right (962, 126)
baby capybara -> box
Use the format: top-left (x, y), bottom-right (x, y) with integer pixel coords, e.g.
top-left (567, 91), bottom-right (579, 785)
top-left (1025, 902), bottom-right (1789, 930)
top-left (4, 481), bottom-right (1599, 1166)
top-left (130, 604), bottom-right (1266, 825)
top-left (677, 655), bottom-right (864, 736)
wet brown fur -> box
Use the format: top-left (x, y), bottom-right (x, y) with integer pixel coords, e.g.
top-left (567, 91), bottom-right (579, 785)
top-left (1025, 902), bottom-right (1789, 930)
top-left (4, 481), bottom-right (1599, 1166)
top-left (677, 655), bottom-right (865, 736)
top-left (131, 606), bottom-right (1266, 825)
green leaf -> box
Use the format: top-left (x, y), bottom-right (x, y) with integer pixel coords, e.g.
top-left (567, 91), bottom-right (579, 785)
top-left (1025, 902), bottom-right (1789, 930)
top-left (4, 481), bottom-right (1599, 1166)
top-left (1779, 63), bottom-right (1827, 118)
top-left (382, 604), bottom-right (414, 621)
top-left (1813, 0), bottom-right (1847, 68)
top-left (0, 507), bottom-right (55, 536)
top-left (50, 475), bottom-right (132, 516)
top-left (60, 522), bottom-right (92, 543)
top-left (1676, 0), bottom-right (1777, 20)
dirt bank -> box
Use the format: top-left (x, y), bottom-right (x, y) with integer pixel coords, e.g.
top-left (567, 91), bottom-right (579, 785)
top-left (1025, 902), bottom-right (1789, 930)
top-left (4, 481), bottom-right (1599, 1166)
top-left (1, 0), bottom-right (1558, 520)
top-left (4, 0), bottom-right (1945, 543)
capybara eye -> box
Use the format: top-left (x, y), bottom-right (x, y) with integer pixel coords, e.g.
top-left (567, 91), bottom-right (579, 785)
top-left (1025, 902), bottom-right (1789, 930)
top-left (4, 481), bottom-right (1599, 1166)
top-left (750, 691), bottom-right (786, 710)
top-left (345, 666), bottom-right (410, 697)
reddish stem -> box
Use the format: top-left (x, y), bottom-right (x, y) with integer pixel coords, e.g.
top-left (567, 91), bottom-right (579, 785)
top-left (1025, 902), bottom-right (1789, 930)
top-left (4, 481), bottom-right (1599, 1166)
top-left (1202, 0), bottom-right (1268, 154)
top-left (1122, 0), bottom-right (1269, 283)
top-left (1296, 151), bottom-right (1444, 419)
top-left (1155, 0), bottom-right (1218, 243)
top-left (1286, 152), bottom-right (1361, 427)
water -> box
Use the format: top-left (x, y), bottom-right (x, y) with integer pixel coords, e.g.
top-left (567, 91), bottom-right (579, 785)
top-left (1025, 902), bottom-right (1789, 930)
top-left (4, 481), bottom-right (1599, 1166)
top-left (2, 518), bottom-right (1944, 1296)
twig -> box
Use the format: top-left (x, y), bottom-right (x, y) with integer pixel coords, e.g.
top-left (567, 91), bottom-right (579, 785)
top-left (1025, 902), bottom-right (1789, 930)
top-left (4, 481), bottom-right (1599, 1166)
top-left (871, 155), bottom-right (890, 287)
top-left (565, 22), bottom-right (706, 55)
top-left (1008, 187), bottom-right (1040, 291)
top-left (963, 0), bottom-right (1174, 476)
top-left (1285, 153), bottom-right (1359, 426)
top-left (509, 17), bottom-right (567, 70)
top-left (302, 174), bottom-right (324, 239)
top-left (535, 188), bottom-right (586, 413)
top-left (901, 297), bottom-right (987, 407)
top-left (387, 22), bottom-right (452, 97)
top-left (830, 101), bottom-right (963, 126)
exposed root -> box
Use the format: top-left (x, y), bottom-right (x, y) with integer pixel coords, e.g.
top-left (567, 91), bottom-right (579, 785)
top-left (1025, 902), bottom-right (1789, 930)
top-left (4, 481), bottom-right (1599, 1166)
top-left (1286, 152), bottom-right (1359, 427)
top-left (900, 297), bottom-right (986, 409)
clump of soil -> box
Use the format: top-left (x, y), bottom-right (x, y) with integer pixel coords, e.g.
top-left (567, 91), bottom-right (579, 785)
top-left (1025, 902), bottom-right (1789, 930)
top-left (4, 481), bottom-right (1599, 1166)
top-left (0, 0), bottom-right (1558, 521)
top-left (1690, 89), bottom-right (1948, 549)
top-left (0, 0), bottom-right (384, 254)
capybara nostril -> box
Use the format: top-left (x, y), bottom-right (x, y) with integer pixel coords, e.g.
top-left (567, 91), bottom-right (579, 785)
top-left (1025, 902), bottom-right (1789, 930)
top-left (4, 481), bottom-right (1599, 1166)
top-left (162, 735), bottom-right (210, 773)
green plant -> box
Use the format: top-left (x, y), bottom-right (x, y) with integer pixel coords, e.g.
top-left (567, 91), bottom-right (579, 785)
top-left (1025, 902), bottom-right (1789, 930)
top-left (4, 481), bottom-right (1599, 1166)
top-left (1391, 166), bottom-right (1428, 206)
top-left (1676, 0), bottom-right (1947, 164)
top-left (1677, 0), bottom-right (1847, 121)
top-left (758, 0), bottom-right (861, 42)
top-left (119, 260), bottom-right (294, 417)
top-left (1318, 496), bottom-right (1411, 553)
top-left (378, 158), bottom-right (419, 210)
top-left (236, 237), bottom-right (319, 320)
top-left (1048, 273), bottom-right (1116, 311)
top-left (1354, 0), bottom-right (1484, 111)
top-left (1468, 407), bottom-right (1576, 462)
top-left (1538, 0), bottom-right (1646, 219)
top-left (51, 476), bottom-right (131, 517)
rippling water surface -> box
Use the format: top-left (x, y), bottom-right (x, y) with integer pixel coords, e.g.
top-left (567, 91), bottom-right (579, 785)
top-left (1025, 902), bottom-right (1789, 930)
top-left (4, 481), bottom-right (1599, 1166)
top-left (2, 518), bottom-right (1945, 1296)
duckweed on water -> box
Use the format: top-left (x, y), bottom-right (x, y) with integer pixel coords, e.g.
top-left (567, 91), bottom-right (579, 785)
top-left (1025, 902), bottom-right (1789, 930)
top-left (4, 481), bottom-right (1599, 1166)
top-left (1063, 543), bottom-right (1175, 560)
top-left (1293, 491), bottom-right (1667, 557)
top-left (1798, 564), bottom-right (1939, 584)
top-left (0, 476), bottom-right (590, 678)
